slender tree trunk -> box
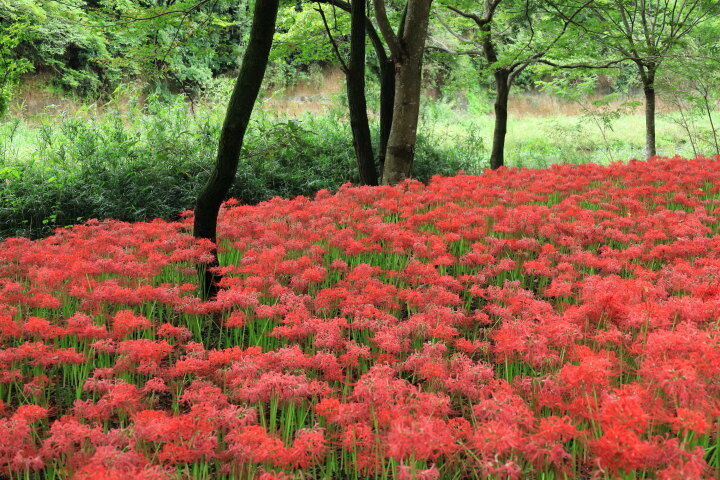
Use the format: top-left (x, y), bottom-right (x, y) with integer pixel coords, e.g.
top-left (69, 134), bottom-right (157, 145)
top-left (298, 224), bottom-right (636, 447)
top-left (377, 5), bottom-right (406, 172)
top-left (490, 70), bottom-right (510, 170)
top-left (675, 99), bottom-right (698, 157)
top-left (378, 59), bottom-right (395, 171)
top-left (381, 0), bottom-right (433, 185)
top-left (701, 89), bottom-right (720, 155)
top-left (315, 0), bottom-right (393, 172)
top-left (193, 0), bottom-right (280, 298)
top-left (363, 2), bottom-right (395, 172)
top-left (347, 0), bottom-right (379, 185)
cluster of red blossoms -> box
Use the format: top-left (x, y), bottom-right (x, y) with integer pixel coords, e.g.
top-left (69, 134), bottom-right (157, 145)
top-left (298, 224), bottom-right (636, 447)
top-left (1, 156), bottom-right (720, 479)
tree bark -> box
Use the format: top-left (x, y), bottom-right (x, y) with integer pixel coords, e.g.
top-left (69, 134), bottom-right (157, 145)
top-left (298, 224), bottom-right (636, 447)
top-left (638, 63), bottom-right (657, 159)
top-left (347, 0), bottom-right (379, 185)
top-left (315, 0), bottom-right (390, 181)
top-left (643, 82), bottom-right (657, 158)
top-left (490, 70), bottom-right (510, 169)
top-left (193, 0), bottom-right (280, 298)
top-left (378, 4), bottom-right (406, 171)
top-left (380, 0), bottom-right (433, 185)
top-left (704, 94), bottom-right (720, 155)
top-left (378, 59), bottom-right (395, 171)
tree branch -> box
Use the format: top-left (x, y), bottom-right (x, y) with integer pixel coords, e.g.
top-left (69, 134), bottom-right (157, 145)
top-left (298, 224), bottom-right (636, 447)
top-left (445, 0), bottom-right (502, 27)
top-left (113, 0), bottom-right (214, 24)
top-left (536, 57), bottom-right (633, 69)
top-left (436, 13), bottom-right (472, 44)
top-left (314, 0), bottom-right (389, 65)
top-left (373, 0), bottom-right (401, 59)
top-left (315, 3), bottom-right (349, 72)
top-left (445, 4), bottom-right (484, 26)
top-left (508, 0), bottom-right (593, 73)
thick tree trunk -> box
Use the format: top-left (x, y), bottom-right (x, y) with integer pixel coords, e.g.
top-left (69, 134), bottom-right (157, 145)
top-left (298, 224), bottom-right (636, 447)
top-left (644, 81), bottom-right (657, 158)
top-left (193, 0), bottom-right (280, 298)
top-left (381, 0), bottom-right (433, 185)
top-left (382, 62), bottom-right (421, 184)
top-left (490, 71), bottom-right (510, 170)
top-left (637, 63), bottom-right (658, 159)
top-left (347, 0), bottom-right (379, 185)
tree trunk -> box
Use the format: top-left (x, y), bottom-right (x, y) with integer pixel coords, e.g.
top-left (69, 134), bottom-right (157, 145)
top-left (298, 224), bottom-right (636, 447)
top-left (490, 70), bottom-right (510, 170)
top-left (643, 82), bottom-right (657, 158)
top-left (378, 59), bottom-right (395, 171)
top-left (354, 0), bottom-right (394, 172)
top-left (381, 0), bottom-right (433, 185)
top-left (315, 0), bottom-right (396, 177)
top-left (193, 0), bottom-right (280, 298)
top-left (347, 0), bottom-right (379, 185)
top-left (377, 4), bottom-right (406, 172)
top-left (639, 64), bottom-right (657, 159)
top-left (701, 88), bottom-right (720, 155)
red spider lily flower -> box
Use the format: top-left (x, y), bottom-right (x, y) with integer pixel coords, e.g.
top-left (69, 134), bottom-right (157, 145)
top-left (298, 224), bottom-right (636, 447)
top-left (397, 464), bottom-right (440, 480)
top-left (386, 416), bottom-right (459, 461)
top-left (111, 310), bottom-right (152, 340)
top-left (2, 158), bottom-right (720, 477)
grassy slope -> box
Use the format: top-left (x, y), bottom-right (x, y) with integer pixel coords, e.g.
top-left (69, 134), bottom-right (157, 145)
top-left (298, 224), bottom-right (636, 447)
top-left (4, 103), bottom-right (717, 168)
top-left (1, 85), bottom-right (719, 238)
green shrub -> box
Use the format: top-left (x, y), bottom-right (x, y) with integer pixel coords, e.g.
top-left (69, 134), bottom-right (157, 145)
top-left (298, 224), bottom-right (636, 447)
top-left (0, 97), bottom-right (481, 239)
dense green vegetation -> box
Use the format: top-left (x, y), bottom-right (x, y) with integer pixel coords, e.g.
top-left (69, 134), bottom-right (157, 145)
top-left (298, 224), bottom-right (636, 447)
top-left (1, 91), bottom-right (480, 238)
top-left (4, 87), bottom-right (717, 238)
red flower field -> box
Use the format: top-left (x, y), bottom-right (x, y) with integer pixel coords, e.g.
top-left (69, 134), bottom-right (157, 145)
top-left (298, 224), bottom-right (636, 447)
top-left (1, 157), bottom-right (720, 479)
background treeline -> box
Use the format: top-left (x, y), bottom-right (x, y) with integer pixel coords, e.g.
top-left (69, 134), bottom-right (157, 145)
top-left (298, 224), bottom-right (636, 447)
top-left (0, 0), bottom-right (251, 102)
top-left (1, 0), bottom-right (720, 239)
top-left (2, 0), bottom-right (694, 104)
top-left (0, 0), bottom-right (563, 101)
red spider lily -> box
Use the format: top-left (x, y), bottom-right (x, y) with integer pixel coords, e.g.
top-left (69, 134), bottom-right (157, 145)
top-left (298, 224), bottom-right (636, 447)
top-left (1, 157), bottom-right (720, 478)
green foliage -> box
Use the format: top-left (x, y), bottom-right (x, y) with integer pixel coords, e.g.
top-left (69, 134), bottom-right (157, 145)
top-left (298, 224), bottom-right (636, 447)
top-left (547, 0), bottom-right (720, 99)
top-left (2, 0), bottom-right (718, 105)
top-left (0, 15), bottom-right (33, 116)
top-left (0, 0), bottom-right (254, 98)
top-left (102, 0), bottom-right (252, 94)
top-left (0, 96), bottom-right (218, 237)
top-left (3, 85), bottom-right (715, 239)
top-left (272, 5), bottom-right (347, 66)
top-left (436, 0), bottom-right (586, 85)
top-left (1, 0), bottom-right (122, 96)
top-left (0, 94), bottom-right (479, 239)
